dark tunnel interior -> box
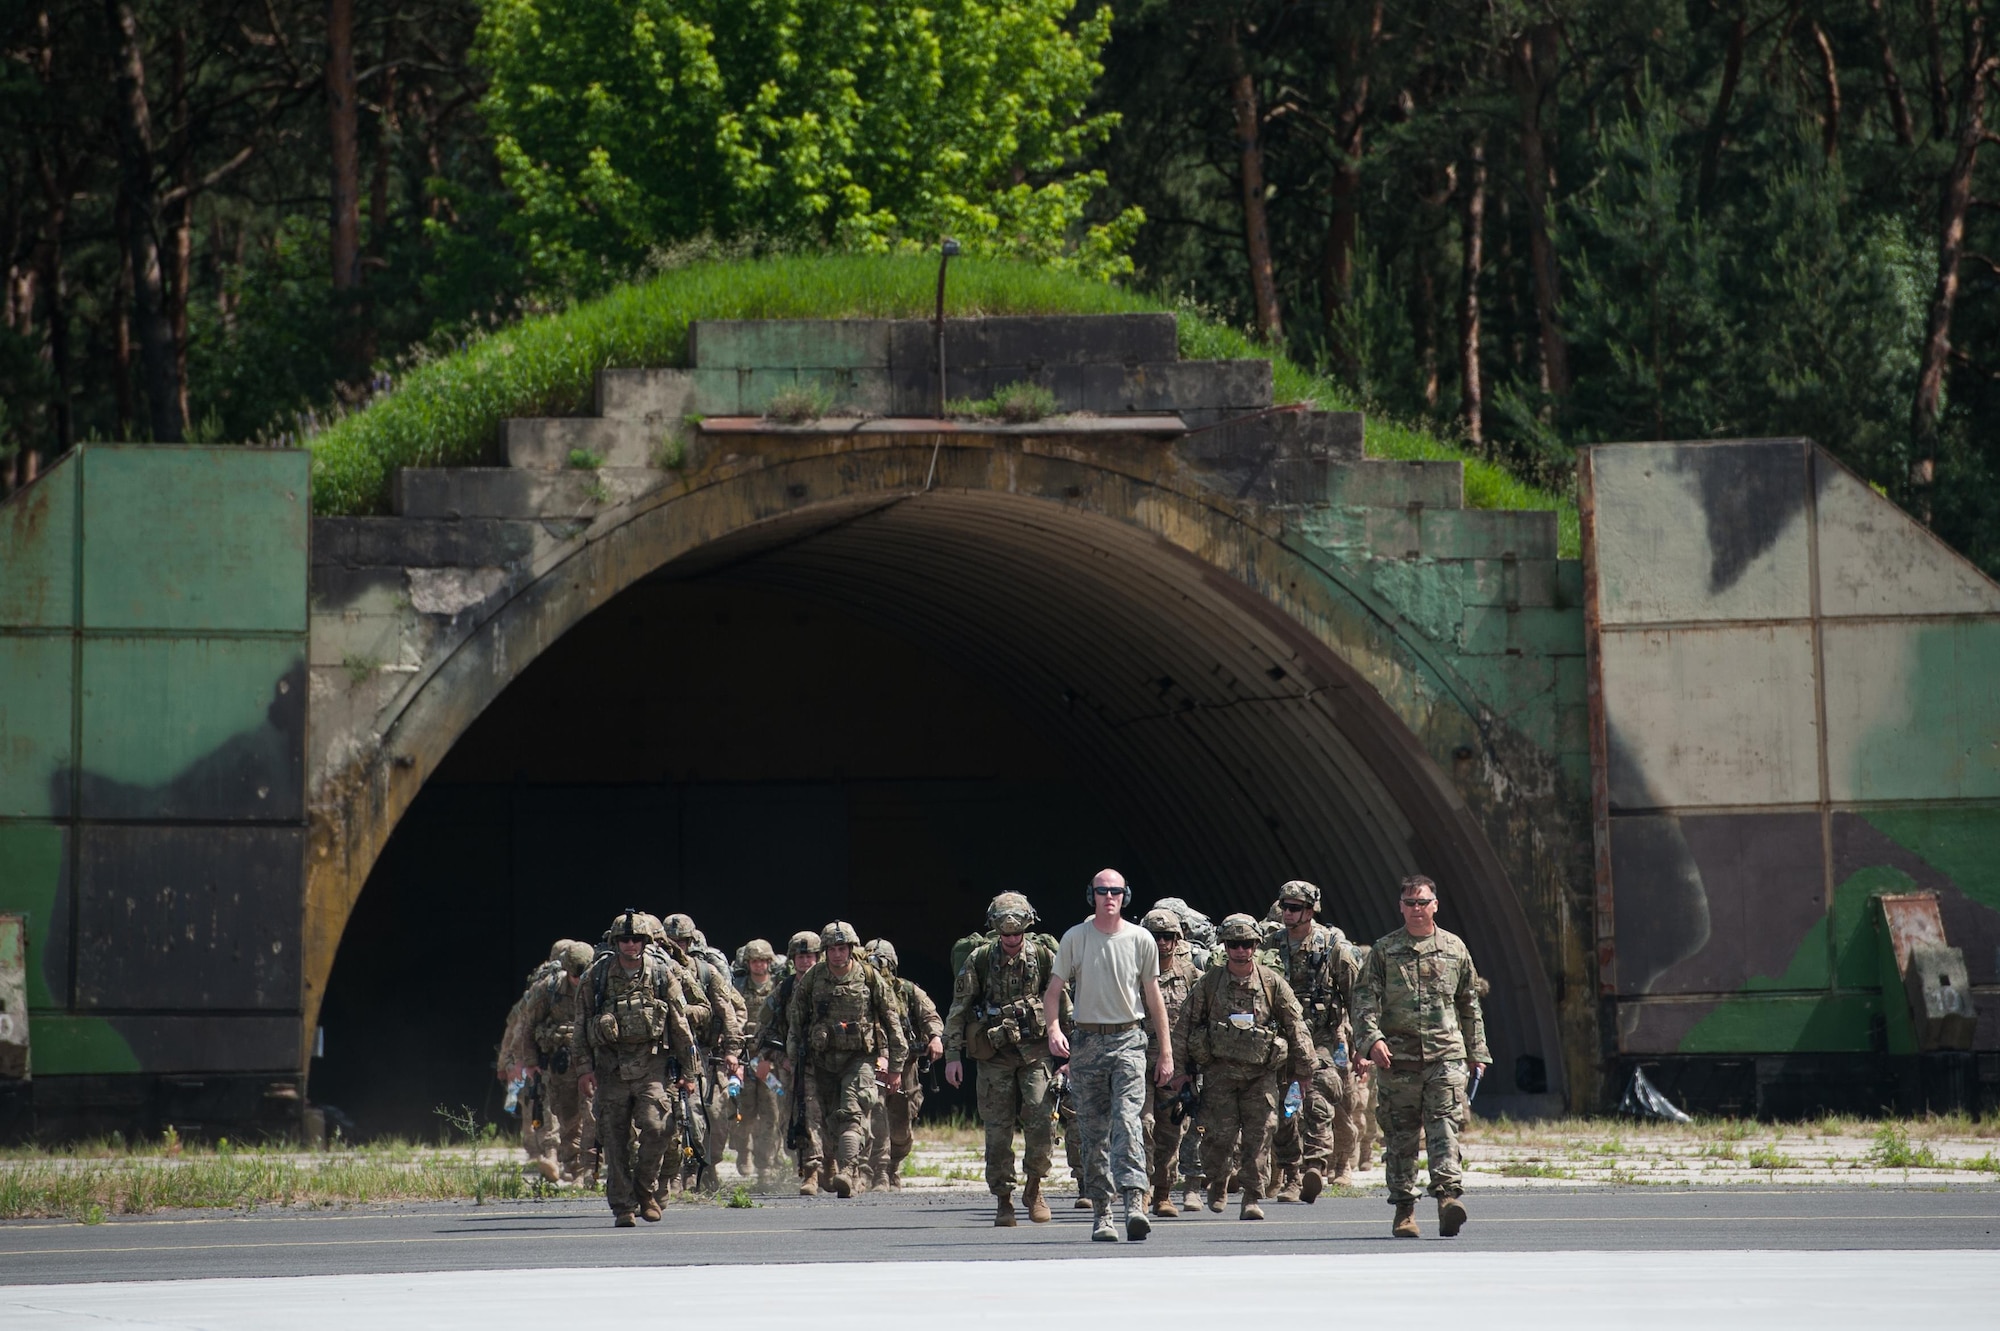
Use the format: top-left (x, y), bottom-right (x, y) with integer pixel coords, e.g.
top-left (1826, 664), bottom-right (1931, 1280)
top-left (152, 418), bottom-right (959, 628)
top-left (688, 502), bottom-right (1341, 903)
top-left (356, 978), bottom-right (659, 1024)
top-left (312, 493), bottom-right (1554, 1138)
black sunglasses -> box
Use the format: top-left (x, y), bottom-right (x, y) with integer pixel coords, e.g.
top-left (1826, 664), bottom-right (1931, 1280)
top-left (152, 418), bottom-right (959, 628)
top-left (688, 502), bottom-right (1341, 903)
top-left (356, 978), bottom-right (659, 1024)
top-left (1224, 941), bottom-right (1257, 950)
top-left (1280, 901), bottom-right (1310, 911)
top-left (1401, 898), bottom-right (1437, 908)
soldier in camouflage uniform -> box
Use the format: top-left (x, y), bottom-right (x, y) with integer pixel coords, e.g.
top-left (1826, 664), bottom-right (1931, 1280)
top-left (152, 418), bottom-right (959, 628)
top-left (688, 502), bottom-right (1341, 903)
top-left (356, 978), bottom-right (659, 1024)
top-left (1347, 941), bottom-right (1379, 1175)
top-left (864, 938), bottom-right (943, 1190)
top-left (729, 939), bottom-right (785, 1186)
top-left (755, 930), bottom-right (826, 1192)
top-left (786, 920), bottom-right (908, 1199)
top-left (1355, 874), bottom-right (1488, 1239)
top-left (1170, 913), bottom-right (1312, 1221)
top-left (571, 910), bottom-right (702, 1226)
top-left (514, 940), bottom-right (597, 1182)
top-left (497, 945), bottom-right (565, 1176)
top-left (661, 912), bottom-right (747, 1139)
top-left (944, 901), bottom-right (1061, 1226)
top-left (1138, 908), bottom-right (1198, 1216)
top-left (1265, 880), bottom-right (1359, 1202)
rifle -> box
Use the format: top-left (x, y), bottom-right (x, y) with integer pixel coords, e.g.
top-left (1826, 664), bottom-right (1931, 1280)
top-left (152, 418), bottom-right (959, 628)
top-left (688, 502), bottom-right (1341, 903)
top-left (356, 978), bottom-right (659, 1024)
top-left (784, 1065), bottom-right (810, 1152)
top-left (668, 1056), bottom-right (712, 1189)
top-left (1169, 1081), bottom-right (1199, 1125)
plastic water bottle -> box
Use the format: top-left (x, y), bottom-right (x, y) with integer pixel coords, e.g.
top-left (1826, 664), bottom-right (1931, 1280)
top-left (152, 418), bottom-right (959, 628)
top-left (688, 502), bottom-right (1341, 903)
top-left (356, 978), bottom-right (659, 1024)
top-left (1283, 1080), bottom-right (1302, 1120)
top-left (726, 1074), bottom-right (742, 1099)
top-left (503, 1074), bottom-right (525, 1114)
top-left (765, 1072), bottom-right (785, 1097)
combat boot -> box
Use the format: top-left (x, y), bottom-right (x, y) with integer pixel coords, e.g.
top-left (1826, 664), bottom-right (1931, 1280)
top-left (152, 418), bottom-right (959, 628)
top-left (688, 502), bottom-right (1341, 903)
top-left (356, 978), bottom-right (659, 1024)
top-left (1392, 1200), bottom-right (1420, 1238)
top-left (1273, 1166), bottom-right (1302, 1203)
top-left (1123, 1189), bottom-right (1151, 1241)
top-left (1183, 1175), bottom-right (1204, 1211)
top-left (1090, 1202), bottom-right (1119, 1242)
top-left (1300, 1167), bottom-right (1324, 1204)
top-left (1438, 1194), bottom-right (1468, 1237)
top-left (798, 1167), bottom-right (820, 1197)
top-left (639, 1192), bottom-right (663, 1223)
top-left (536, 1158), bottom-right (560, 1183)
top-left (613, 1211), bottom-right (636, 1228)
top-left (1330, 1169), bottom-right (1355, 1190)
top-left (994, 1189), bottom-right (1018, 1227)
top-left (1074, 1194), bottom-right (1094, 1210)
top-left (886, 1158), bottom-right (906, 1190)
top-left (1022, 1178), bottom-right (1052, 1223)
top-left (1150, 1183), bottom-right (1179, 1218)
top-left (1206, 1183), bottom-right (1226, 1214)
top-left (1239, 1190), bottom-right (1265, 1221)
top-left (827, 1170), bottom-right (855, 1198)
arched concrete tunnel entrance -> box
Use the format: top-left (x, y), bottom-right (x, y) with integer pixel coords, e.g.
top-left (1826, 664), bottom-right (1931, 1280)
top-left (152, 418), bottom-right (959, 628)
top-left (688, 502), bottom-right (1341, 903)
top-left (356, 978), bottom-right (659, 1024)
top-left (310, 444), bottom-right (1566, 1135)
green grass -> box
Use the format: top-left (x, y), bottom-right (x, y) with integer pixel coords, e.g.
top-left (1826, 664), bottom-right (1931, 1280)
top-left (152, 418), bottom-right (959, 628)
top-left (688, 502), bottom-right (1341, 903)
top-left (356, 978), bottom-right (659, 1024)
top-left (1745, 1144), bottom-right (1798, 1170)
top-left (947, 380), bottom-right (1061, 423)
top-left (302, 254), bottom-right (1577, 551)
top-left (1870, 1123), bottom-right (1942, 1169)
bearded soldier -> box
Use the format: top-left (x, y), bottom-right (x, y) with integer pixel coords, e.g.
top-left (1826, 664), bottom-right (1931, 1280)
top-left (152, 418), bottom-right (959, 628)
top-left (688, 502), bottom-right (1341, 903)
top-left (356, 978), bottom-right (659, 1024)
top-left (1170, 913), bottom-right (1312, 1221)
top-left (1138, 908), bottom-right (1199, 1217)
top-left (863, 938), bottom-right (943, 1190)
top-left (1265, 880), bottom-right (1359, 1201)
top-left (944, 897), bottom-right (1063, 1227)
top-left (1356, 875), bottom-right (1488, 1239)
top-left (571, 910), bottom-right (702, 1227)
top-left (785, 921), bottom-right (908, 1198)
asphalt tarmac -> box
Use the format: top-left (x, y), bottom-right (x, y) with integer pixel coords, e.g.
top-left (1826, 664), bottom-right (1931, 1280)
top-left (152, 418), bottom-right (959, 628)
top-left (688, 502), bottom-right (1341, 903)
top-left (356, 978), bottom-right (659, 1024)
top-left (3, 1185), bottom-right (1997, 1285)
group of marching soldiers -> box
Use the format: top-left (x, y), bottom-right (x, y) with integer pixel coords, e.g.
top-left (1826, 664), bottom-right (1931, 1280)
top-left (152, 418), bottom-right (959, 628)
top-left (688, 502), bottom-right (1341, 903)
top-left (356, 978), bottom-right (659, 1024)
top-left (500, 876), bottom-right (1482, 1236)
top-left (497, 909), bottom-right (943, 1226)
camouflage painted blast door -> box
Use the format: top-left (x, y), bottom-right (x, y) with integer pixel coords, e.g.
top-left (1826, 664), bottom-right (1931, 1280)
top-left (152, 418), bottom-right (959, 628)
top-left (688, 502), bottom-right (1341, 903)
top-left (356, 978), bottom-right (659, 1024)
top-left (0, 915), bottom-right (26, 1079)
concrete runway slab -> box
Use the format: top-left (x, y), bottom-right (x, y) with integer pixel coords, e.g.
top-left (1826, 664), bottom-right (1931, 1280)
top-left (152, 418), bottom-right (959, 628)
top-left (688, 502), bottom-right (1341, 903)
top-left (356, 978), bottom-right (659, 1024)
top-left (5, 1249), bottom-right (1997, 1331)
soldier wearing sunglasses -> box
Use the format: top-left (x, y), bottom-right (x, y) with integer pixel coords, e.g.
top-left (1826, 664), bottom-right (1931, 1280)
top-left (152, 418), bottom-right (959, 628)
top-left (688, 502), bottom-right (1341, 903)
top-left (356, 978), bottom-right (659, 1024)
top-left (1354, 875), bottom-right (1489, 1240)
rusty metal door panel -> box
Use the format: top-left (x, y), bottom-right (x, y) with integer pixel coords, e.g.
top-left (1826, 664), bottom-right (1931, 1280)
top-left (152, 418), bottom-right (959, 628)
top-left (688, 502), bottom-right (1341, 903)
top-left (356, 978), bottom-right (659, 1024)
top-left (80, 447), bottom-right (309, 633)
top-left (1822, 619), bottom-right (2000, 803)
top-left (0, 455), bottom-right (76, 629)
top-left (0, 914), bottom-right (27, 1078)
top-left (0, 822), bottom-right (70, 1009)
top-left (1588, 441), bottom-right (1813, 627)
top-left (76, 825), bottom-right (303, 1010)
top-left (0, 635), bottom-right (74, 818)
top-left (1601, 623), bottom-right (1821, 810)
top-left (77, 638), bottom-right (304, 820)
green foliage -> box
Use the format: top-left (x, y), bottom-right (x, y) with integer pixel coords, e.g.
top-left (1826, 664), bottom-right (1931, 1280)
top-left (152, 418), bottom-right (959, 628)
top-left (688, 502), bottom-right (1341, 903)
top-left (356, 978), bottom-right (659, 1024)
top-left (948, 380), bottom-right (1061, 422)
top-left (726, 1183), bottom-right (757, 1208)
top-left (1745, 1144), bottom-right (1797, 1170)
top-left (474, 0), bottom-right (1140, 292)
top-left (303, 254), bottom-right (1576, 546)
top-left (566, 449), bottom-right (604, 471)
top-left (765, 381), bottom-right (840, 423)
top-left (1869, 1123), bottom-right (1941, 1169)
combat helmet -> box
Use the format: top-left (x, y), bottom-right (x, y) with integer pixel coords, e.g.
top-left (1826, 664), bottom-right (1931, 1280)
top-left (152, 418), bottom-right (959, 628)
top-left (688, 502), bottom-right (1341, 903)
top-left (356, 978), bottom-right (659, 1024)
top-left (819, 920), bottom-right (861, 948)
top-left (607, 907), bottom-right (654, 942)
top-left (866, 938), bottom-right (898, 973)
top-left (985, 891), bottom-right (1038, 933)
top-left (1141, 907), bottom-right (1184, 938)
top-left (559, 941), bottom-right (594, 975)
top-left (662, 912), bottom-right (698, 943)
top-left (1277, 880), bottom-right (1321, 912)
top-left (549, 938), bottom-right (581, 962)
top-left (787, 929), bottom-right (823, 957)
top-left (742, 938), bottom-right (776, 963)
top-left (1217, 913), bottom-right (1262, 944)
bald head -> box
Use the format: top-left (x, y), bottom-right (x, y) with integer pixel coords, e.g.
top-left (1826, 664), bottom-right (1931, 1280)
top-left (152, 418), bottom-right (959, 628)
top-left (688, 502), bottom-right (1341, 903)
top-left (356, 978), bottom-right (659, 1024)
top-left (1092, 868), bottom-right (1126, 890)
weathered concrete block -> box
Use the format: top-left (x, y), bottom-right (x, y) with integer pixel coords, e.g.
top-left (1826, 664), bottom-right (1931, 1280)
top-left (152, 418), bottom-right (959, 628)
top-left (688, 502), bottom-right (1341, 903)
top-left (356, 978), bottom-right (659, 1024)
top-left (1463, 557), bottom-right (1566, 608)
top-left (1325, 460), bottom-right (1465, 510)
top-left (688, 319), bottom-right (892, 370)
top-left (735, 367), bottom-right (893, 416)
top-left (1420, 508), bottom-right (1558, 560)
top-left (1299, 506), bottom-right (1421, 560)
top-left (312, 516), bottom-right (538, 568)
top-left (1180, 411), bottom-right (1365, 506)
top-left (1110, 360), bottom-right (1273, 415)
top-left (392, 467), bottom-right (665, 519)
top-left (596, 368), bottom-right (702, 422)
top-left (503, 417), bottom-right (659, 470)
top-left (1460, 604), bottom-right (1586, 657)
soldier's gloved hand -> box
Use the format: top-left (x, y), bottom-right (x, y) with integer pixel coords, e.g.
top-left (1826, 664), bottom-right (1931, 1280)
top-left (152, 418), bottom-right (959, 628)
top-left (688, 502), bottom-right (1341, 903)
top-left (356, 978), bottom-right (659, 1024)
top-left (945, 1059), bottom-right (965, 1088)
top-left (927, 1036), bottom-right (944, 1062)
top-left (1368, 1040), bottom-right (1392, 1070)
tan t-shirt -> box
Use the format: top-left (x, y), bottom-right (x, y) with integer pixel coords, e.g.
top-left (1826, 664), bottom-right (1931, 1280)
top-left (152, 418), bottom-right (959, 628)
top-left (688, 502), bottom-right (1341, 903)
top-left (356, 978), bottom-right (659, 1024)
top-left (1055, 918), bottom-right (1159, 1025)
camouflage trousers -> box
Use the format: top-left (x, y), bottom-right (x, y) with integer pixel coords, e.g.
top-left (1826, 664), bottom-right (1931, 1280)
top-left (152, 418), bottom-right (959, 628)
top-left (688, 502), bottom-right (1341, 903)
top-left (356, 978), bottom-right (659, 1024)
top-left (728, 1071), bottom-right (783, 1180)
top-left (973, 1049), bottom-right (1054, 1195)
top-left (525, 1067), bottom-right (595, 1180)
top-left (1197, 1063), bottom-right (1279, 1203)
top-left (1350, 1065), bottom-right (1378, 1168)
top-left (1375, 1058), bottom-right (1468, 1202)
top-left (593, 1066), bottom-right (673, 1216)
top-left (807, 1050), bottom-right (880, 1179)
top-left (1271, 1049), bottom-right (1351, 1179)
top-left (1056, 1080), bottom-right (1082, 1182)
top-left (786, 1063), bottom-right (825, 1175)
top-left (868, 1057), bottom-right (927, 1183)
top-left (1140, 1071), bottom-right (1184, 1194)
top-left (1069, 1028), bottom-right (1150, 1202)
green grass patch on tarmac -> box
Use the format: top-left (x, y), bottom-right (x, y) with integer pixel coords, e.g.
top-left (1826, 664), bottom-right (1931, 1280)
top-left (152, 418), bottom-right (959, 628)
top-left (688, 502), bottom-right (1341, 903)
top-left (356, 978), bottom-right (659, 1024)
top-left (302, 254), bottom-right (1576, 553)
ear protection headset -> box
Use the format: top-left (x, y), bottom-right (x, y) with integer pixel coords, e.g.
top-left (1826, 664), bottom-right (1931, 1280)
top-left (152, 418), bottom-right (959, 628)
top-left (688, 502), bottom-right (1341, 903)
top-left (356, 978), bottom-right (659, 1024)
top-left (1084, 879), bottom-right (1133, 912)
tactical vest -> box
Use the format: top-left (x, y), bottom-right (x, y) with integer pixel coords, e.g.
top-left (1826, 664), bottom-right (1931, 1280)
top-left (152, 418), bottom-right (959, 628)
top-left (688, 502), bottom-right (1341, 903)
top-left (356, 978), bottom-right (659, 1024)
top-left (590, 956), bottom-right (673, 1055)
top-left (808, 967), bottom-right (877, 1057)
top-left (963, 941), bottom-right (1050, 1061)
top-left (531, 972), bottom-right (578, 1051)
top-left (1196, 965), bottom-right (1287, 1070)
top-left (1277, 925), bottom-right (1345, 1044)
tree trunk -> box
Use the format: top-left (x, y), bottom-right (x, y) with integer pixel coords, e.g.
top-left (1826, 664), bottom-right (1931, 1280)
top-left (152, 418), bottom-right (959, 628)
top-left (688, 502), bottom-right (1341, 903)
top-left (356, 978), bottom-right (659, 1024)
top-left (1698, 11), bottom-right (1746, 214)
top-left (371, 21), bottom-right (397, 258)
top-left (1910, 28), bottom-right (1994, 524)
top-left (114, 202), bottom-right (134, 439)
top-left (1459, 134), bottom-right (1486, 448)
top-left (1811, 22), bottom-right (1843, 160)
top-left (328, 0), bottom-right (361, 292)
top-left (1509, 23), bottom-right (1569, 399)
top-left (1224, 19), bottom-right (1283, 344)
top-left (1319, 2), bottom-right (1382, 382)
top-left (169, 22), bottom-right (191, 431)
top-left (106, 0), bottom-right (182, 442)
top-left (1869, 0), bottom-right (1917, 147)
